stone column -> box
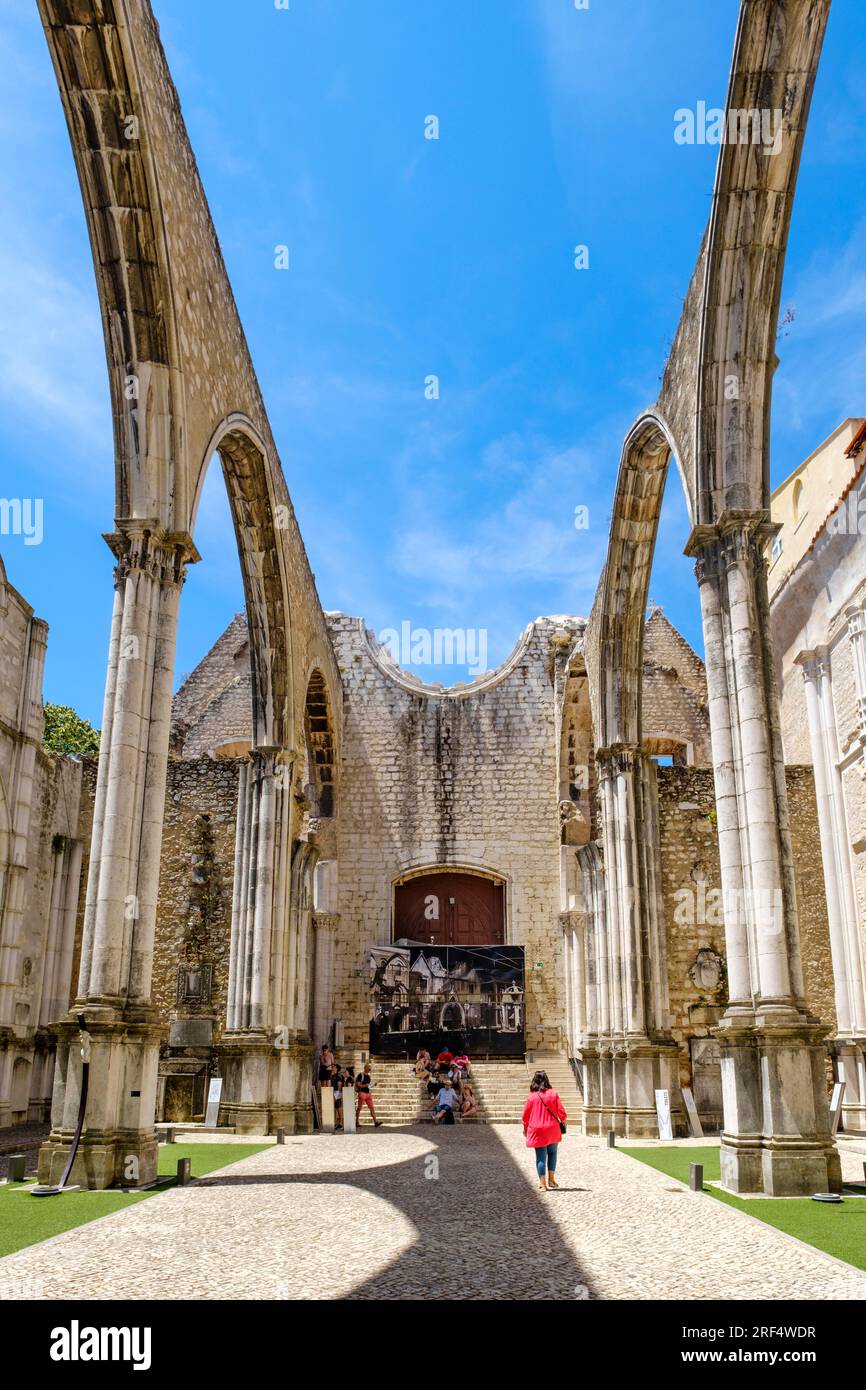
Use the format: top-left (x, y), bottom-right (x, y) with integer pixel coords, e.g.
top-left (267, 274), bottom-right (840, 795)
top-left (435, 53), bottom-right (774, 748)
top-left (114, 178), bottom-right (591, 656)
top-left (220, 754), bottom-right (315, 1134)
top-left (688, 515), bottom-right (840, 1194)
top-left (311, 909), bottom-right (339, 1051)
top-left (38, 525), bottom-right (197, 1189)
top-left (594, 748), bottom-right (681, 1138)
top-left (797, 647), bottom-right (866, 1132)
top-left (576, 845), bottom-right (603, 1133)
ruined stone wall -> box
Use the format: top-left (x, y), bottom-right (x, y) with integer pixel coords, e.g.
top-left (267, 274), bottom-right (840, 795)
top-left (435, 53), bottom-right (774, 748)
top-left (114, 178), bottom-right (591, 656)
top-left (70, 756), bottom-right (97, 1002)
top-left (73, 755), bottom-right (240, 1048)
top-left (642, 611), bottom-right (712, 765)
top-left (328, 614), bottom-right (572, 1052)
top-left (657, 767), bottom-right (725, 1079)
top-left (172, 613), bottom-right (249, 753)
top-left (20, 751), bottom-right (82, 1014)
top-left (787, 766), bottom-right (837, 1034)
top-left (150, 757), bottom-right (240, 1045)
top-left (657, 764), bottom-right (835, 1094)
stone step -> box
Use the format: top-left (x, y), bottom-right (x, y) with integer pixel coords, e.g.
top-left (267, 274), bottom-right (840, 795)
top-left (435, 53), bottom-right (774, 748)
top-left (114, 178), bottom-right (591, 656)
top-left (343, 1056), bottom-right (533, 1125)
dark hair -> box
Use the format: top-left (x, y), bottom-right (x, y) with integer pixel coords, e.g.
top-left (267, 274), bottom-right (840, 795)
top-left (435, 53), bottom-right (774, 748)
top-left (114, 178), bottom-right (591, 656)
top-left (530, 1070), bottom-right (552, 1092)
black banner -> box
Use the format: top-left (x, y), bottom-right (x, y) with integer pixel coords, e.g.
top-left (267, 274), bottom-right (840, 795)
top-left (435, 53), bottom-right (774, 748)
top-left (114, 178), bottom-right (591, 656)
top-left (369, 943), bottom-right (525, 1056)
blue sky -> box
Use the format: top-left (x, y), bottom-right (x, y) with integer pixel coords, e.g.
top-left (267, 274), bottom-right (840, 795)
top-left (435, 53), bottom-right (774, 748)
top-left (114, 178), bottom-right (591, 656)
top-left (1, 0), bottom-right (864, 724)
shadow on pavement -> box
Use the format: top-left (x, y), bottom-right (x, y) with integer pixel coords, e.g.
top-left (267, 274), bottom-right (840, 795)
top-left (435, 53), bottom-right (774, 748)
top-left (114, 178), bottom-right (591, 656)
top-left (197, 1124), bottom-right (597, 1300)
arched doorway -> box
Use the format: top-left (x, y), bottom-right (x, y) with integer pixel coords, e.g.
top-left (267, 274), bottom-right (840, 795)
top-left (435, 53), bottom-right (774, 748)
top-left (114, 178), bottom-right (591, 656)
top-left (394, 871), bottom-right (505, 946)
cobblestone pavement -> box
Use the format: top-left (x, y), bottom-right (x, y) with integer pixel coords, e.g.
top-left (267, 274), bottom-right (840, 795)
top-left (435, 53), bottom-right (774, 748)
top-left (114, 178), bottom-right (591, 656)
top-left (1, 1127), bottom-right (865, 1301)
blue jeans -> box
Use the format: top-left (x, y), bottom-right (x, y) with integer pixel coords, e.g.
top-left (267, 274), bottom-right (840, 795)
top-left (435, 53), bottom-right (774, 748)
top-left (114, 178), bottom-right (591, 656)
top-left (534, 1143), bottom-right (559, 1178)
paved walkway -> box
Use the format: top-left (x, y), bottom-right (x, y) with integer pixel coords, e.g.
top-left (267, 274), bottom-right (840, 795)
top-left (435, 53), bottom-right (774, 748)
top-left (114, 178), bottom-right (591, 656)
top-left (1, 1127), bottom-right (865, 1300)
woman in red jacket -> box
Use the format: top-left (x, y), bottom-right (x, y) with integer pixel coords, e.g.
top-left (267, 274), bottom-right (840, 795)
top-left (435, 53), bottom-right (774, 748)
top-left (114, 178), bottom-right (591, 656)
top-left (522, 1070), bottom-right (567, 1191)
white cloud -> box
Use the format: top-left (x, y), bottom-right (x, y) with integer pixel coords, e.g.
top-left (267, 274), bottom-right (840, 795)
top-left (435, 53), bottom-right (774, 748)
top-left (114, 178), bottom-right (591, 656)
top-left (0, 245), bottom-right (110, 459)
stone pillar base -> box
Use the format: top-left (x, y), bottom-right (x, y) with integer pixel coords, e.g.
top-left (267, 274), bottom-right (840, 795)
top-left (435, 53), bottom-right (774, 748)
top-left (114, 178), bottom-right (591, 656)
top-left (36, 1008), bottom-right (161, 1190)
top-left (582, 1038), bottom-right (683, 1137)
top-left (717, 1011), bottom-right (841, 1195)
top-left (831, 1036), bottom-right (866, 1135)
top-left (621, 1039), bottom-right (685, 1138)
top-left (38, 1130), bottom-right (159, 1190)
top-left (218, 1031), bottom-right (315, 1136)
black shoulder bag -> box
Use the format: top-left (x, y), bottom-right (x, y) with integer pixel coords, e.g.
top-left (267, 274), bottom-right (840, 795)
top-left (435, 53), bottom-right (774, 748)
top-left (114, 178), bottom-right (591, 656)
top-left (541, 1094), bottom-right (566, 1136)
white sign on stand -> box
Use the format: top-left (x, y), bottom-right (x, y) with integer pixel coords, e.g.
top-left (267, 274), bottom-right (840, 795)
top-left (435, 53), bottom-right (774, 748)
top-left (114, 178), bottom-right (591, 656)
top-left (321, 1086), bottom-right (335, 1134)
top-left (655, 1088), bottom-right (673, 1141)
top-left (682, 1086), bottom-right (704, 1138)
top-left (205, 1076), bottom-right (223, 1128)
top-left (829, 1081), bottom-right (845, 1135)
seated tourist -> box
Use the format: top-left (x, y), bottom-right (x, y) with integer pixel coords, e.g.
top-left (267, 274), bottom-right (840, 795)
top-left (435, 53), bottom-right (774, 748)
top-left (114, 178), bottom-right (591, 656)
top-left (453, 1051), bottom-right (471, 1077)
top-left (413, 1048), bottom-right (432, 1079)
top-left (446, 1064), bottom-right (463, 1095)
top-left (430, 1077), bottom-right (459, 1125)
top-left (460, 1083), bottom-right (478, 1118)
top-left (436, 1045), bottom-right (454, 1066)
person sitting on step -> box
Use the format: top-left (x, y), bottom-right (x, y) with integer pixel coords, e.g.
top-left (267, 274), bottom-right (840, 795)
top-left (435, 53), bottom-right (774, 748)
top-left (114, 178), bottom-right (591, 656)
top-left (453, 1050), bottom-right (471, 1078)
top-left (413, 1047), bottom-right (432, 1081)
top-left (430, 1077), bottom-right (460, 1125)
top-left (460, 1083), bottom-right (478, 1119)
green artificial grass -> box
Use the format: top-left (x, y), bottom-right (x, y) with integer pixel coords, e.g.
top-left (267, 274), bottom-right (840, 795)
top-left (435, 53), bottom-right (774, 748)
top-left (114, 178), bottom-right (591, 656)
top-left (621, 1145), bottom-right (866, 1272)
top-left (0, 1142), bottom-right (267, 1259)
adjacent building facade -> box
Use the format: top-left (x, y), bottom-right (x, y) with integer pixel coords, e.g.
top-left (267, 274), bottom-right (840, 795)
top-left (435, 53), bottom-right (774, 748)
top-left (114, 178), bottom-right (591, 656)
top-left (0, 556), bottom-right (82, 1128)
top-left (769, 417), bottom-right (866, 1133)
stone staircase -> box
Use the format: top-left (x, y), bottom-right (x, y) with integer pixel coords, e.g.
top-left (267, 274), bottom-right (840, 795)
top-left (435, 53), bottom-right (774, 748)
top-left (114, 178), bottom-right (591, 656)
top-left (470, 1061), bottom-right (533, 1123)
top-left (342, 1055), bottom-right (532, 1126)
top-left (525, 1051), bottom-right (584, 1128)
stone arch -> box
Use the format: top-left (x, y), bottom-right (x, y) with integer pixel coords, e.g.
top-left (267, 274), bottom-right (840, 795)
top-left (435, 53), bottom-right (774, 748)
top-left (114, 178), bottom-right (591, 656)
top-left (579, 2), bottom-right (839, 1192)
top-left (36, 0), bottom-right (342, 1180)
top-left (11, 1056), bottom-right (30, 1119)
top-left (192, 416), bottom-right (294, 751)
top-left (587, 412), bottom-right (686, 753)
top-left (302, 670), bottom-right (337, 820)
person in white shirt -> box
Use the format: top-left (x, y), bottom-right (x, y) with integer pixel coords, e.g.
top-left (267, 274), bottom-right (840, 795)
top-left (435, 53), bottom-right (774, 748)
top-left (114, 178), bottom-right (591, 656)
top-left (431, 1078), bottom-right (459, 1125)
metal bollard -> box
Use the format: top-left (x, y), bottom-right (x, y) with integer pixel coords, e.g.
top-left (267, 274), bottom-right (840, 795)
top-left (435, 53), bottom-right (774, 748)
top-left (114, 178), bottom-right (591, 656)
top-left (607, 1130), bottom-right (616, 1149)
top-left (7, 1154), bottom-right (26, 1183)
top-left (276, 1127), bottom-right (286, 1145)
top-left (689, 1162), bottom-right (704, 1192)
top-left (176, 1158), bottom-right (191, 1186)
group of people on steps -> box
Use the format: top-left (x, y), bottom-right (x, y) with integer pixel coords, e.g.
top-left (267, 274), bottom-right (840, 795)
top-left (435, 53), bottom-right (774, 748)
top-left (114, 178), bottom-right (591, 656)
top-left (318, 1042), bottom-right (568, 1187)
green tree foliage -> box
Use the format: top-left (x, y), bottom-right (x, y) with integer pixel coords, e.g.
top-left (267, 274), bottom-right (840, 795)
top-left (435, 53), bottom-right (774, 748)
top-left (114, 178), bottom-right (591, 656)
top-left (43, 703), bottom-right (100, 756)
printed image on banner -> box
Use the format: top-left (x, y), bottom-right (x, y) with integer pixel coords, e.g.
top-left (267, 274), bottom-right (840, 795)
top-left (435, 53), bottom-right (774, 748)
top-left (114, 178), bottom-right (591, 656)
top-left (369, 943), bottom-right (525, 1056)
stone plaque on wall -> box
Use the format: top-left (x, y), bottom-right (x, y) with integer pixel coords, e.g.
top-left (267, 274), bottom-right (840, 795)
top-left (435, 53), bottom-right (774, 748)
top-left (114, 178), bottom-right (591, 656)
top-left (169, 1018), bottom-right (213, 1048)
top-left (176, 962), bottom-right (212, 1007)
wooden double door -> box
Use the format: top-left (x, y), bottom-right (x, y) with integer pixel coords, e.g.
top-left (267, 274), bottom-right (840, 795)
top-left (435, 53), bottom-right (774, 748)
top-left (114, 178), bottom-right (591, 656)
top-left (394, 871), bottom-right (505, 946)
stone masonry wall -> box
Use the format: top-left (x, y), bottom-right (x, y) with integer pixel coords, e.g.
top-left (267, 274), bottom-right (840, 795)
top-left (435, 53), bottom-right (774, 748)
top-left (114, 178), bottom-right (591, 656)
top-left (327, 614), bottom-right (573, 1052)
top-left (74, 755), bottom-right (240, 1047)
top-left (657, 764), bottom-right (835, 1093)
top-left (150, 757), bottom-right (240, 1043)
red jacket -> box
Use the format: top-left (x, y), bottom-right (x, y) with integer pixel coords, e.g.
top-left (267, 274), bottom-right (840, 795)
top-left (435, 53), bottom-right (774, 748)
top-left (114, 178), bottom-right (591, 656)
top-left (522, 1089), bottom-right (567, 1148)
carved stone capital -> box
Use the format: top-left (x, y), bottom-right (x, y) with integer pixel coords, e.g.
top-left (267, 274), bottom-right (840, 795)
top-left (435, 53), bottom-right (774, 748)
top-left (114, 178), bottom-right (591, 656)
top-left (105, 522), bottom-right (201, 589)
top-left (685, 510), bottom-right (772, 582)
top-left (595, 743), bottom-right (642, 779)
